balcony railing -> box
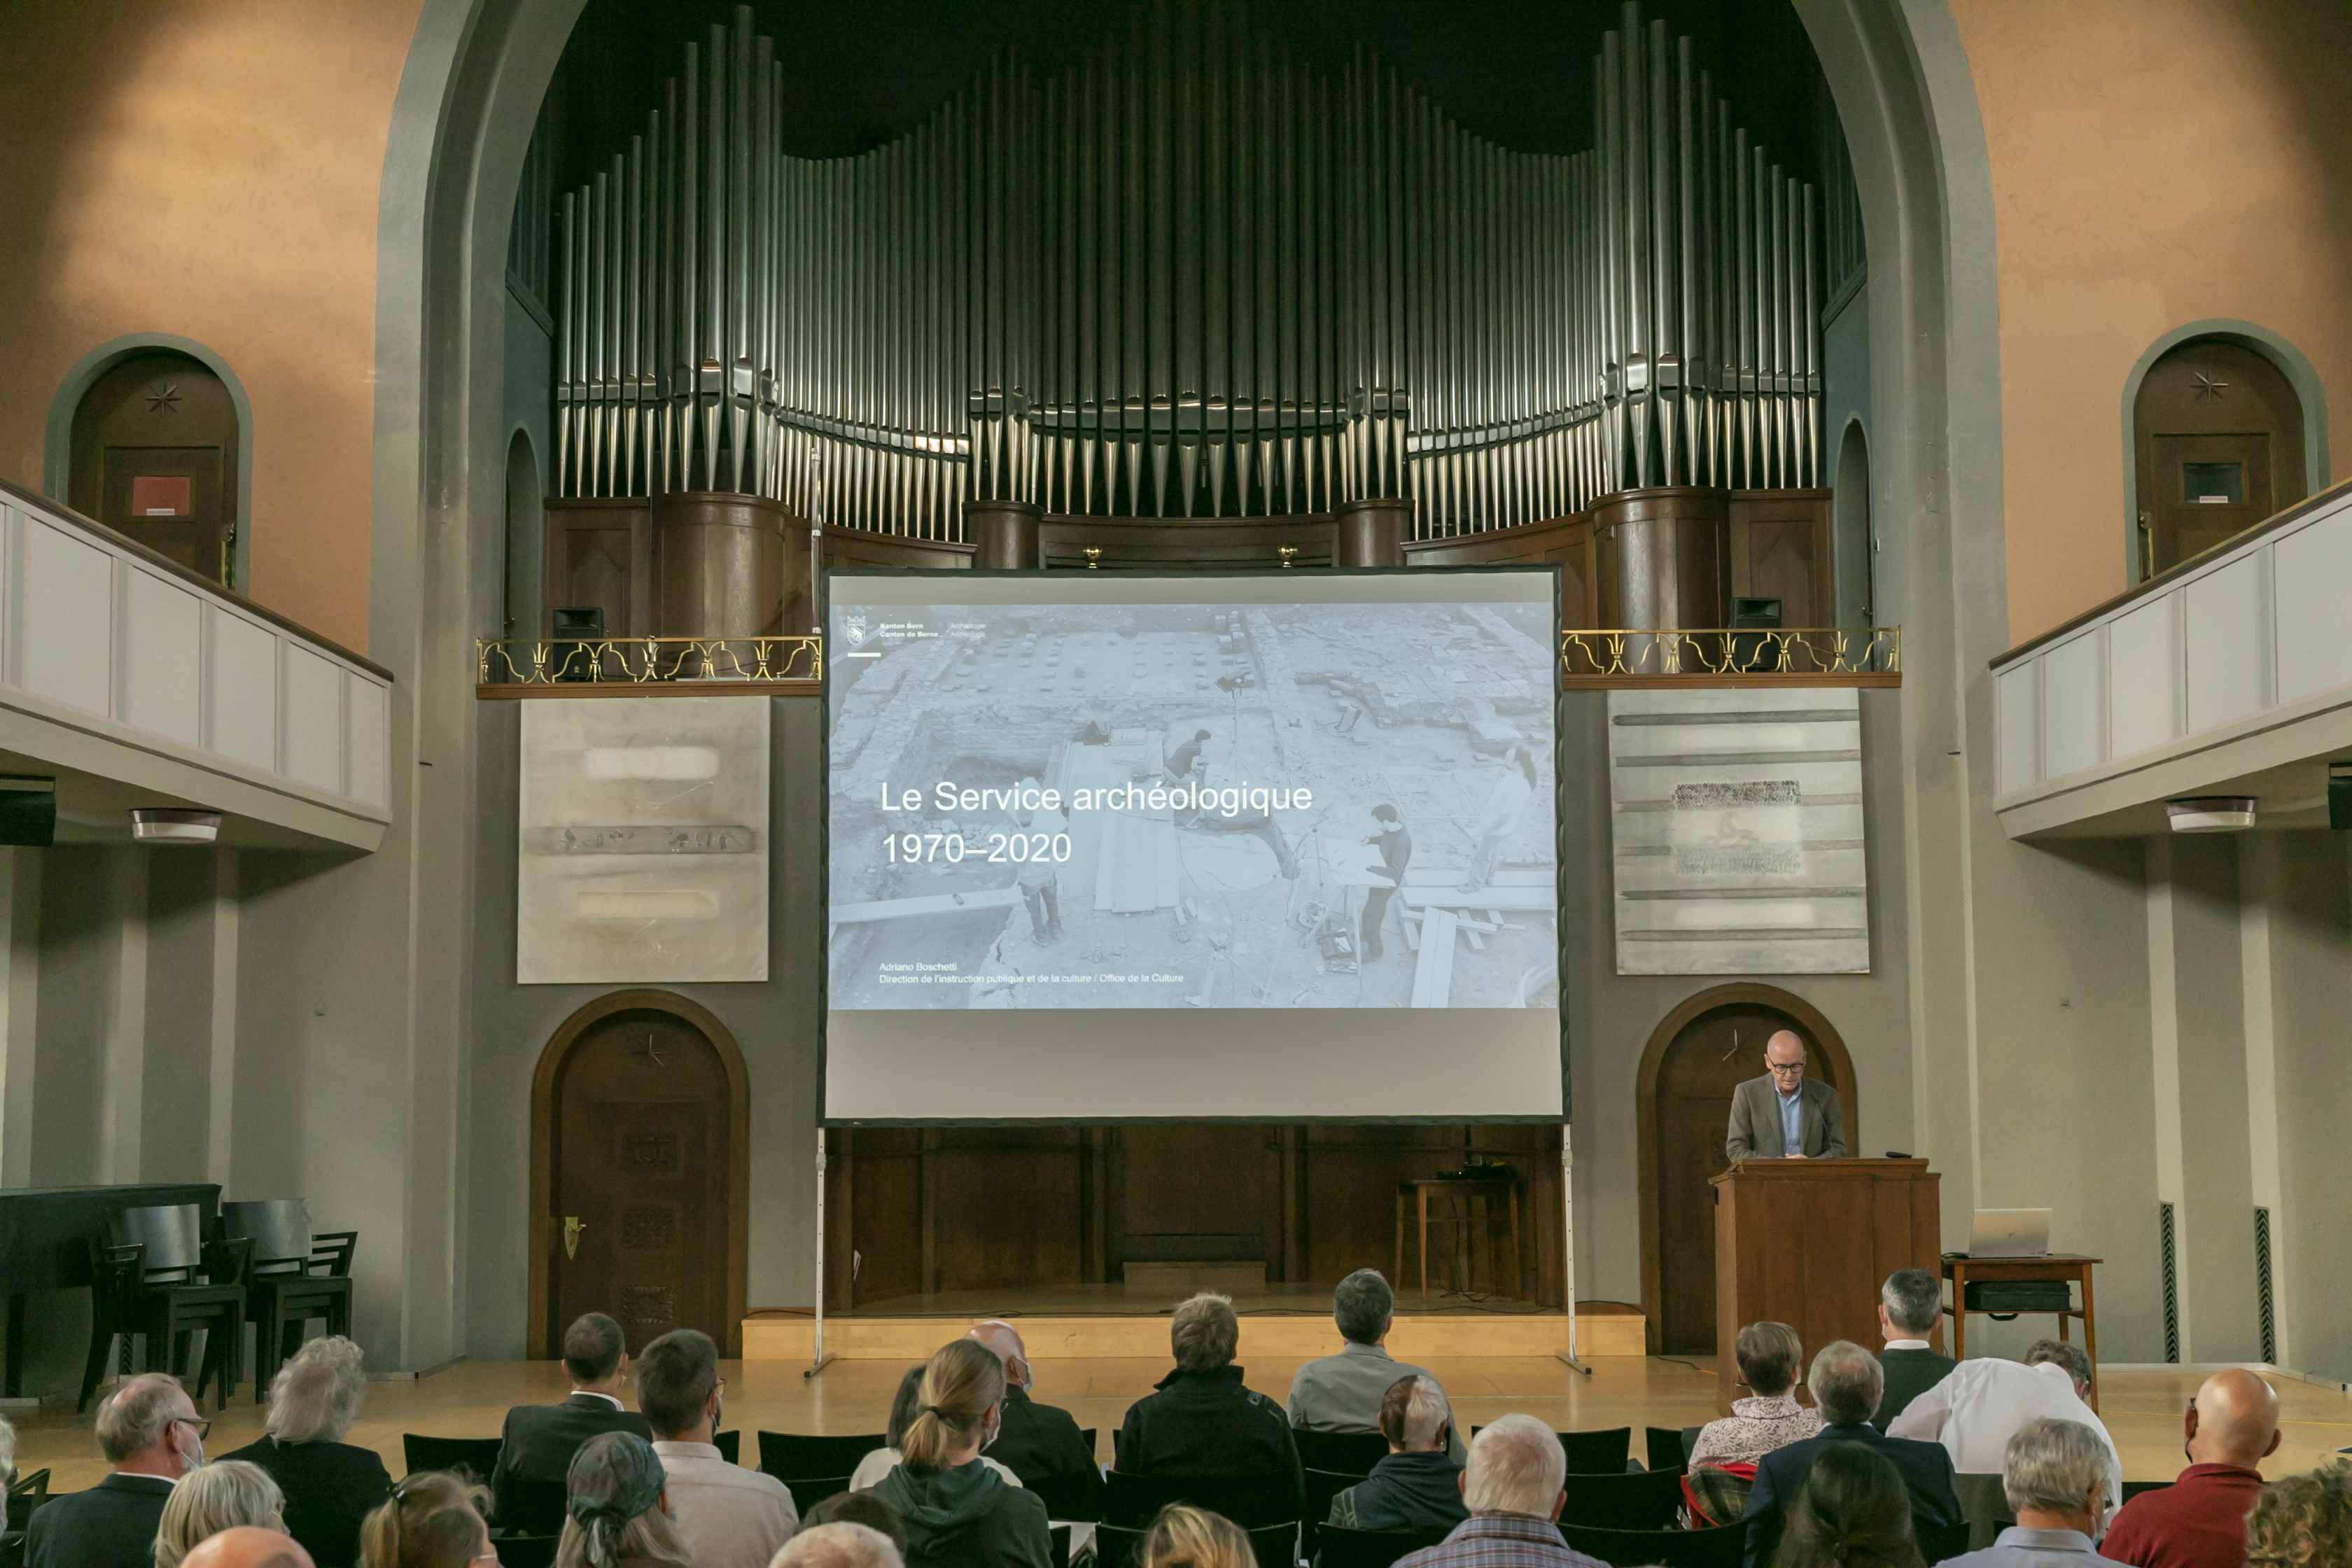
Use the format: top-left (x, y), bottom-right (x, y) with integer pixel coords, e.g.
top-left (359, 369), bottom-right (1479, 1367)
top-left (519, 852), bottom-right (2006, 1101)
top-left (477, 636), bottom-right (822, 685)
top-left (1562, 626), bottom-right (1900, 682)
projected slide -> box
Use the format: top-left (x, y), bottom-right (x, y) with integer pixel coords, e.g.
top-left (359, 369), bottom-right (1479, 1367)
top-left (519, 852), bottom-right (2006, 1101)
top-left (823, 570), bottom-right (1563, 1122)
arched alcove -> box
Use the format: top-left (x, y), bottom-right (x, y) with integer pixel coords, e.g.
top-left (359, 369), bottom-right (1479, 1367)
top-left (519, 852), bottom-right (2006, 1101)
top-left (504, 426), bottom-right (542, 639)
top-left (1833, 418), bottom-right (1873, 624)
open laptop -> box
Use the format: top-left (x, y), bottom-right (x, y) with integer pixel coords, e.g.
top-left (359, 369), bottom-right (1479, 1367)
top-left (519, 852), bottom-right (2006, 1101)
top-left (1969, 1208), bottom-right (2052, 1258)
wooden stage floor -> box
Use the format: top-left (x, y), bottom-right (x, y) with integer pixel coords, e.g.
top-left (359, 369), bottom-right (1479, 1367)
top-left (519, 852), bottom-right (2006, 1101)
top-left (11, 1354), bottom-right (2350, 1497)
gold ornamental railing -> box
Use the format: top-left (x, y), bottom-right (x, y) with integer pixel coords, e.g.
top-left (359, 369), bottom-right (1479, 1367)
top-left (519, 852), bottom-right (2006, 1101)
top-left (477, 636), bottom-right (822, 685)
top-left (1562, 626), bottom-right (1899, 679)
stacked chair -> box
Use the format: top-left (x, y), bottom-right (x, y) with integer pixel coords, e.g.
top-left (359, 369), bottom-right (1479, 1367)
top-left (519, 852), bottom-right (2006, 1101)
top-left (79, 1205), bottom-right (251, 1413)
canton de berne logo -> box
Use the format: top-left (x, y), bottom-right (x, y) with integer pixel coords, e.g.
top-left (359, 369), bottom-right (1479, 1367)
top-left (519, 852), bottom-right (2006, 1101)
top-left (841, 612), bottom-right (870, 648)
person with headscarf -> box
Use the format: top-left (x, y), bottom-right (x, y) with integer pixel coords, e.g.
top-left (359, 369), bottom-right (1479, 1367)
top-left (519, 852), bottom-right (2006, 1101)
top-left (554, 1432), bottom-right (692, 1568)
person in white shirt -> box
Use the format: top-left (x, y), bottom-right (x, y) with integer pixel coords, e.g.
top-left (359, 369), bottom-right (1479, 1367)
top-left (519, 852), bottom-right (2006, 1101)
top-left (636, 1327), bottom-right (797, 1568)
top-left (1886, 1339), bottom-right (2120, 1527)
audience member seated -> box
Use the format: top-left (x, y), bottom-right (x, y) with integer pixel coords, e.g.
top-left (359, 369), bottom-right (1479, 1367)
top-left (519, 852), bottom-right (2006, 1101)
top-left (1119, 1292), bottom-right (1303, 1513)
top-left (1874, 1270), bottom-right (1958, 1430)
top-left (557, 1432), bottom-right (692, 1568)
top-left (1392, 1415), bottom-right (1605, 1568)
top-left (358, 1471), bottom-right (491, 1568)
top-left (1764, 1443), bottom-right (1924, 1568)
top-left (155, 1460), bottom-right (288, 1568)
top-left (1742, 1341), bottom-right (1962, 1568)
top-left (2101, 1368), bottom-right (2282, 1568)
top-left (27, 1371), bottom-right (204, 1568)
top-left (636, 1326), bottom-right (797, 1568)
top-left (2242, 1459), bottom-right (2352, 1568)
top-left (804, 1488), bottom-right (913, 1560)
top-left (182, 1528), bottom-right (318, 1568)
top-left (1287, 1270), bottom-right (1465, 1464)
top-left (1694, 1322), bottom-right (1825, 1467)
top-left (1327, 1376), bottom-right (1466, 1533)
top-left (493, 1312), bottom-right (652, 1528)
top-left (870, 1340), bottom-right (1054, 1568)
top-left (1940, 1417), bottom-right (2114, 1568)
top-left (967, 1320), bottom-right (1105, 1513)
top-left (1142, 1503), bottom-right (1253, 1568)
top-left (220, 1335), bottom-right (396, 1568)
top-left (851, 1364), bottom-right (1025, 1492)
top-left (776, 1522), bottom-right (909, 1568)
top-left (1887, 1340), bottom-right (2119, 1528)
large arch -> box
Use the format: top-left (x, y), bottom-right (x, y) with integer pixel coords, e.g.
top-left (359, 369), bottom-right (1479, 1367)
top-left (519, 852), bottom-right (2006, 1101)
top-left (372, 0), bottom-right (2003, 1337)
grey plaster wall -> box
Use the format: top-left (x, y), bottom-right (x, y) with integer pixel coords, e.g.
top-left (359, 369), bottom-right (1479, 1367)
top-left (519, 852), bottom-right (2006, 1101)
top-left (2265, 834), bottom-right (2352, 1381)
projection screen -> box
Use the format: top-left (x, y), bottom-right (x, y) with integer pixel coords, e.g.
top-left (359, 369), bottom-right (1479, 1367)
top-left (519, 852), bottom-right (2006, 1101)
top-left (822, 569), bottom-right (1563, 1122)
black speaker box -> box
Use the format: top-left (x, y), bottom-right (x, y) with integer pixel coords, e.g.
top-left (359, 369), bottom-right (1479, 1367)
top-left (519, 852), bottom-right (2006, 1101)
top-left (0, 778), bottom-right (56, 847)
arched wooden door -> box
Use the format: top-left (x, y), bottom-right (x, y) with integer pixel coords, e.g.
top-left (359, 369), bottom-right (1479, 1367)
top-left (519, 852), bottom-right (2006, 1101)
top-left (2134, 338), bottom-right (2306, 578)
top-left (528, 990), bottom-right (750, 1357)
top-left (1636, 985), bottom-right (1857, 1357)
top-left (69, 350), bottom-right (240, 584)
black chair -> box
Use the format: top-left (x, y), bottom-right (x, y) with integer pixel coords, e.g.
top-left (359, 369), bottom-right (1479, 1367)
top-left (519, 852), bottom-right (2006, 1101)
top-left (1644, 1427), bottom-right (1689, 1476)
top-left (219, 1200), bottom-right (356, 1406)
top-left (403, 1434), bottom-right (505, 1480)
top-left (82, 1207), bottom-right (251, 1413)
top-left (1051, 1524), bottom-right (1072, 1568)
top-left (1247, 1522), bottom-right (1299, 1568)
top-left (1315, 1524), bottom-right (1450, 1568)
top-left (1558, 1521), bottom-right (1742, 1568)
top-left (1556, 1468), bottom-right (1684, 1531)
top-left (6, 1468), bottom-right (52, 1546)
top-left (1292, 1430), bottom-right (1391, 1476)
top-left (1104, 1471), bottom-right (1298, 1529)
top-left (782, 1474), bottom-right (855, 1511)
top-left (2120, 1480), bottom-right (2173, 1502)
top-left (757, 1431), bottom-right (888, 1480)
top-left (493, 1537), bottom-right (559, 1568)
top-left (1919, 1520), bottom-right (1975, 1565)
top-left (1302, 1469), bottom-right (1361, 1558)
top-left (498, 1475), bottom-right (569, 1536)
top-left (715, 1429), bottom-right (741, 1465)
top-left (1030, 1469), bottom-right (1105, 1523)
top-left (1469, 1424), bottom-right (1628, 1474)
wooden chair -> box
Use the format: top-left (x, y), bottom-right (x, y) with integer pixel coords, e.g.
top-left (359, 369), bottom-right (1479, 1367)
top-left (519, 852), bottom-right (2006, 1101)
top-left (218, 1200), bottom-right (355, 1405)
top-left (1556, 1468), bottom-right (1685, 1531)
top-left (1557, 1520), bottom-right (1743, 1568)
top-left (1644, 1426), bottom-right (1690, 1476)
top-left (83, 1207), bottom-right (251, 1413)
top-left (1469, 1424), bottom-right (1630, 1474)
top-left (1292, 1430), bottom-right (1390, 1476)
top-left (402, 1434), bottom-right (504, 1480)
top-left (1103, 1470), bottom-right (1299, 1529)
top-left (1315, 1524), bottom-right (1451, 1568)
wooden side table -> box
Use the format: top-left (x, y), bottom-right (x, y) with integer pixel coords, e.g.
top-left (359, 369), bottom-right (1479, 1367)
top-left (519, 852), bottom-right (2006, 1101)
top-left (1394, 1176), bottom-right (1522, 1303)
top-left (1941, 1254), bottom-right (2103, 1410)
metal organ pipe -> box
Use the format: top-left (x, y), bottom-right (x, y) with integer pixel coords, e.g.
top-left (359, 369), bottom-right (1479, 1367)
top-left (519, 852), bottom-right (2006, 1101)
top-left (550, 1), bottom-right (1825, 535)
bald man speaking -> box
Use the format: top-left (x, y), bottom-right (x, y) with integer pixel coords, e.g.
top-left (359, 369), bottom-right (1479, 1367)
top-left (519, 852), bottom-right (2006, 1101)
top-left (1726, 1030), bottom-right (1847, 1161)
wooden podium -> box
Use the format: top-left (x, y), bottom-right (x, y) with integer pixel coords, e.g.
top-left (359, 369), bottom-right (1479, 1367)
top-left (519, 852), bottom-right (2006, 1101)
top-left (1710, 1158), bottom-right (1942, 1413)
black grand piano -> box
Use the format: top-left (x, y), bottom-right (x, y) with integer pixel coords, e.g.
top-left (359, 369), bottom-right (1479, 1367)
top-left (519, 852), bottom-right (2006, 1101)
top-left (0, 1182), bottom-right (219, 1396)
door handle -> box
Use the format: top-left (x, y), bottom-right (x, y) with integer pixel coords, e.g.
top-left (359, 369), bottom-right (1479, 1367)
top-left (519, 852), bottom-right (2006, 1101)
top-left (563, 1217), bottom-right (587, 1261)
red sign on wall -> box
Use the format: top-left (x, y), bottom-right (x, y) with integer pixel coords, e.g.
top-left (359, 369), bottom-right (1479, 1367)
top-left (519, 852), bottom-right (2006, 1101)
top-left (130, 475), bottom-right (191, 517)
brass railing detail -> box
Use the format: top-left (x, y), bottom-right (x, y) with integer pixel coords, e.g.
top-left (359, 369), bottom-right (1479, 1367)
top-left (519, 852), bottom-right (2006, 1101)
top-left (1562, 626), bottom-right (1899, 679)
top-left (477, 636), bottom-right (822, 685)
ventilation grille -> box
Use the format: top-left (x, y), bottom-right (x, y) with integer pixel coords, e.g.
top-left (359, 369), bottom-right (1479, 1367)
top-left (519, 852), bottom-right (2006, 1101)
top-left (2159, 1202), bottom-right (2180, 1364)
top-left (2255, 1206), bottom-right (2277, 1366)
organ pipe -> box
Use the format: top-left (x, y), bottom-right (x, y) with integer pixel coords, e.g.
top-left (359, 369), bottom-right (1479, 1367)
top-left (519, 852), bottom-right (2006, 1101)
top-left (552, 1), bottom-right (1823, 536)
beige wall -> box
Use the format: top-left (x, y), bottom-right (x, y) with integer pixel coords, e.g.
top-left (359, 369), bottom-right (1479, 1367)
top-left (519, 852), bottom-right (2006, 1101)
top-left (1949, 0), bottom-right (2352, 645)
top-left (0, 1), bottom-right (422, 649)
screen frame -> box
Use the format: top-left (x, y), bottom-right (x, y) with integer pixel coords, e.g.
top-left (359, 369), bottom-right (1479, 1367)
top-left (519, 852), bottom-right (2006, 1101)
top-left (817, 563), bottom-right (1569, 1128)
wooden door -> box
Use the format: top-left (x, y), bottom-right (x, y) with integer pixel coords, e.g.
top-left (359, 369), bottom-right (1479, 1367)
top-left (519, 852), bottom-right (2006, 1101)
top-left (1653, 1002), bottom-right (1839, 1357)
top-left (69, 351), bottom-right (238, 584)
top-left (548, 1007), bottom-right (735, 1353)
top-left (2135, 339), bottom-right (2304, 578)
top-left (1110, 1125), bottom-right (1273, 1270)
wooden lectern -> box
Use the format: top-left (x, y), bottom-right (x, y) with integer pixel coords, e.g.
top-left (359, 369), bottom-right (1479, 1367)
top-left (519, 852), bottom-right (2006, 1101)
top-left (1710, 1158), bottom-right (1942, 1414)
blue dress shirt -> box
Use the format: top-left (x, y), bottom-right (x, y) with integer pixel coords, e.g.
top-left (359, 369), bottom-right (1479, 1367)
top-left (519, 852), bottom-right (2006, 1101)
top-left (1777, 1085), bottom-right (1803, 1155)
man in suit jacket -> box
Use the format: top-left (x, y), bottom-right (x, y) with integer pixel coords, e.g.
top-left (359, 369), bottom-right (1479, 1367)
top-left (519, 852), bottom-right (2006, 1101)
top-left (1726, 1030), bottom-right (1848, 1160)
top-left (1874, 1268), bottom-right (1959, 1430)
top-left (1742, 1342), bottom-right (1961, 1568)
top-left (492, 1312), bottom-right (652, 1532)
top-left (969, 1320), bottom-right (1105, 1518)
top-left (27, 1373), bottom-right (202, 1568)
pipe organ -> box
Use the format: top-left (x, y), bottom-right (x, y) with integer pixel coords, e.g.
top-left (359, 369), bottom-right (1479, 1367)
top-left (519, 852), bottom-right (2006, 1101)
top-left (552, 1), bottom-right (1823, 541)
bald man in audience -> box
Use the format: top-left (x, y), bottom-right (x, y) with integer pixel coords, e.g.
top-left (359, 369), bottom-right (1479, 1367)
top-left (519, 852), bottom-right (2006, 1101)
top-left (2099, 1368), bottom-right (2282, 1568)
top-left (180, 1528), bottom-right (315, 1568)
top-left (967, 1320), bottom-right (1104, 1515)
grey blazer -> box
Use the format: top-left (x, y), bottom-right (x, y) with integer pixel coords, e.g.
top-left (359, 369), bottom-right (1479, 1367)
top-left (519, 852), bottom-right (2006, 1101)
top-left (1726, 1074), bottom-right (1847, 1159)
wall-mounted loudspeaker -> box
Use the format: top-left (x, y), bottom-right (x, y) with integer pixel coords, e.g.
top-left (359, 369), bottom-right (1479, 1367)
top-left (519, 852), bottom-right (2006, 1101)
top-left (0, 778), bottom-right (56, 846)
top-left (2330, 763), bottom-right (2351, 830)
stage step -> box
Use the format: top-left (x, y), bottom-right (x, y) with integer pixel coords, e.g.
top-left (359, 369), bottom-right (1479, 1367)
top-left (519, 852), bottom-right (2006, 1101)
top-left (742, 1303), bottom-right (1646, 1362)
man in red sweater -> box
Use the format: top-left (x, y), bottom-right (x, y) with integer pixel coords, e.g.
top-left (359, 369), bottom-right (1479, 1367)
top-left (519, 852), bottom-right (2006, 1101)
top-left (2101, 1368), bottom-right (2281, 1568)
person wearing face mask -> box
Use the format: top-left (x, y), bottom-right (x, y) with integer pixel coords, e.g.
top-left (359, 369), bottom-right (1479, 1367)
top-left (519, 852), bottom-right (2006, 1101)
top-left (965, 1321), bottom-right (1103, 1518)
top-left (27, 1372), bottom-right (206, 1568)
top-left (635, 1329), bottom-right (795, 1568)
top-left (869, 1340), bottom-right (1053, 1568)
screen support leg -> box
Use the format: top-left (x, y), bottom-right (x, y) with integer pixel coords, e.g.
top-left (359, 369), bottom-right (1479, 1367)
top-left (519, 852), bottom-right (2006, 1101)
top-left (1553, 1123), bottom-right (1590, 1376)
top-left (804, 1141), bottom-right (836, 1379)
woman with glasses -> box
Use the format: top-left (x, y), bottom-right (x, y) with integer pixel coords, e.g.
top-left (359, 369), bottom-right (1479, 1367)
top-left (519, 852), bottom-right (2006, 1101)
top-left (359, 1471), bottom-right (497, 1568)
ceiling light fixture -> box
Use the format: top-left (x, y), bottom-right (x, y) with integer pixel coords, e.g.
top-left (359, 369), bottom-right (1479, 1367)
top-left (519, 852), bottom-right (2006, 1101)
top-left (130, 808), bottom-right (221, 844)
top-left (2165, 796), bottom-right (2257, 833)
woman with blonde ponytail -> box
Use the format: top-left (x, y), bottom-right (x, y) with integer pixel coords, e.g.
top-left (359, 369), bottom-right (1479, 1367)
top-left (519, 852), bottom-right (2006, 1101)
top-left (869, 1338), bottom-right (1053, 1568)
top-left (357, 1472), bottom-right (491, 1568)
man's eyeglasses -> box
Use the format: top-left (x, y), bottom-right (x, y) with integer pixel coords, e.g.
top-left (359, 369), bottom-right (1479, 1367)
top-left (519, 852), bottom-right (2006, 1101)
top-left (174, 1416), bottom-right (211, 1440)
top-left (1767, 1062), bottom-right (1806, 1076)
